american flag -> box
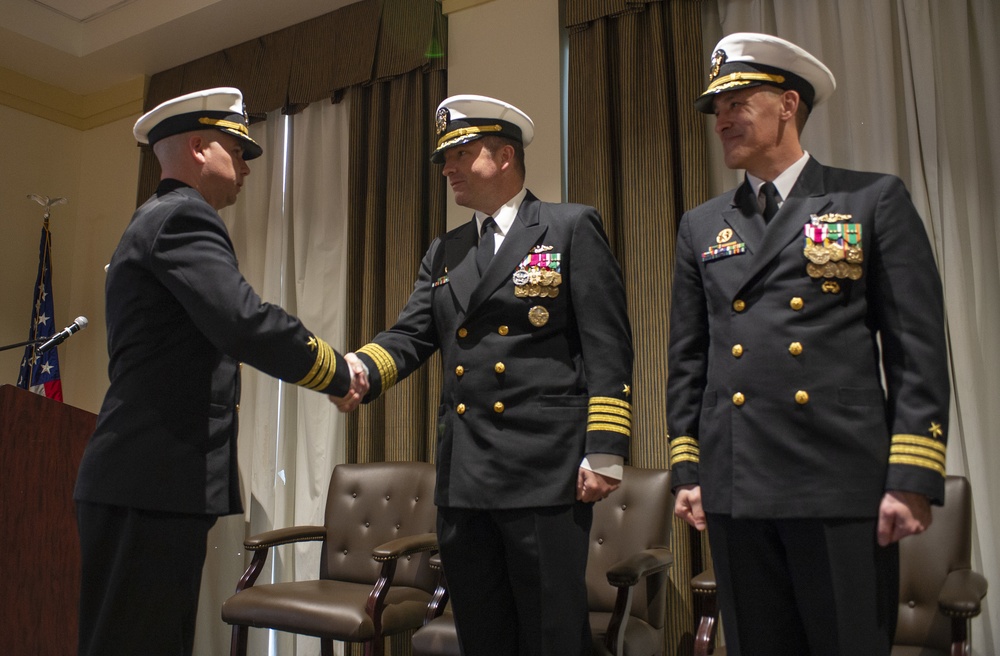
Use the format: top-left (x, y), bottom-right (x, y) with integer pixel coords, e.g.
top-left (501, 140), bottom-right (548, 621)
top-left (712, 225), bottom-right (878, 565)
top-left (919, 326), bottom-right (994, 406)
top-left (16, 220), bottom-right (63, 401)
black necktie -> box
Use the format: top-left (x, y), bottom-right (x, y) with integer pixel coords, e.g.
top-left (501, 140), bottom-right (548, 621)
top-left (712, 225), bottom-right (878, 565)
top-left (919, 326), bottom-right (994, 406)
top-left (476, 217), bottom-right (496, 275)
top-left (760, 182), bottom-right (780, 223)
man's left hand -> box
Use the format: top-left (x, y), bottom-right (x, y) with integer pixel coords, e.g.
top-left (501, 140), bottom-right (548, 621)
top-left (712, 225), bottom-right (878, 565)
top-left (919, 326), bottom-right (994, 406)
top-left (577, 467), bottom-right (620, 503)
top-left (877, 490), bottom-right (932, 546)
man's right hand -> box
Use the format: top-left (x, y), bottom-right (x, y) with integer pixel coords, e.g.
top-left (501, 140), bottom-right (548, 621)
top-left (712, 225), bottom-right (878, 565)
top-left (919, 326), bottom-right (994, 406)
top-left (329, 352), bottom-right (368, 412)
top-left (674, 484), bottom-right (707, 531)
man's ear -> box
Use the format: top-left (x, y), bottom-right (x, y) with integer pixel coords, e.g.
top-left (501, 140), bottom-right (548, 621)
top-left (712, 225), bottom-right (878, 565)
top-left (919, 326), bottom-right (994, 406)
top-left (189, 133), bottom-right (209, 163)
top-left (779, 90), bottom-right (801, 122)
top-left (498, 143), bottom-right (515, 170)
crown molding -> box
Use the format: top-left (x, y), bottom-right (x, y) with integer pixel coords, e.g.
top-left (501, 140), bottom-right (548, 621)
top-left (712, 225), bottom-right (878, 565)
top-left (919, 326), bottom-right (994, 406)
top-left (0, 67), bottom-right (145, 130)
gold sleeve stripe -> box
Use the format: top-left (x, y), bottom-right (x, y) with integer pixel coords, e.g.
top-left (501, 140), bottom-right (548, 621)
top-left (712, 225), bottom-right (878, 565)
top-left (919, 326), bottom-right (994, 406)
top-left (890, 443), bottom-right (946, 467)
top-left (587, 397), bottom-right (632, 436)
top-left (588, 415), bottom-right (631, 428)
top-left (669, 436), bottom-right (700, 464)
top-left (892, 434), bottom-right (947, 455)
top-left (587, 422), bottom-right (631, 436)
top-left (589, 396), bottom-right (632, 411)
top-left (356, 343), bottom-right (398, 390)
top-left (295, 337), bottom-right (337, 390)
top-left (889, 454), bottom-right (946, 477)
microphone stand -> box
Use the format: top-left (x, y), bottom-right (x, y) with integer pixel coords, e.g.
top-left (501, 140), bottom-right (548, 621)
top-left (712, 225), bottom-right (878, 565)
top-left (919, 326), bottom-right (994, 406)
top-left (0, 338), bottom-right (49, 353)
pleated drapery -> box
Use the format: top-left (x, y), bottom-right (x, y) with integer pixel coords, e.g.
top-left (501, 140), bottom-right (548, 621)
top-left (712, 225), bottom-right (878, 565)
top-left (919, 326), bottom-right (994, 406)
top-left (565, 1), bottom-right (709, 653)
top-left (135, 0), bottom-right (446, 205)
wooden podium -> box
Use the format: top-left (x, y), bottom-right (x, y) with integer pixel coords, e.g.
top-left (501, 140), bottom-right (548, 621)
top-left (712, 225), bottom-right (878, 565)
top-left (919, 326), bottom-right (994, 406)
top-left (0, 384), bottom-right (96, 656)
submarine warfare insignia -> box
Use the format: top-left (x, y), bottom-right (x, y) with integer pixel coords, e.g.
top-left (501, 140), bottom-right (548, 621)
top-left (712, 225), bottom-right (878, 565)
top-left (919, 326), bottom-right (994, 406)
top-left (513, 249), bottom-right (561, 299)
top-left (803, 214), bottom-right (863, 281)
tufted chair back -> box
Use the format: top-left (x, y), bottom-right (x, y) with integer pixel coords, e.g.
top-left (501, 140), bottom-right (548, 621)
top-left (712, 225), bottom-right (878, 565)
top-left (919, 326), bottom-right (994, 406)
top-left (893, 475), bottom-right (980, 655)
top-left (587, 466), bottom-right (673, 641)
top-left (319, 460), bottom-right (438, 593)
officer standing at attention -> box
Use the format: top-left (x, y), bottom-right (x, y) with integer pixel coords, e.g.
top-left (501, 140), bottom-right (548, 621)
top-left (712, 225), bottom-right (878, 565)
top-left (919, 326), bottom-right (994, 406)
top-left (74, 87), bottom-right (367, 656)
top-left (667, 33), bottom-right (949, 655)
top-left (334, 95), bottom-right (634, 655)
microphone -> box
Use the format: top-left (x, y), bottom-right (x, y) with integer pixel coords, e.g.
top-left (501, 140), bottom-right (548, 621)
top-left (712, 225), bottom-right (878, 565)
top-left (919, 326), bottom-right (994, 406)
top-left (37, 316), bottom-right (88, 354)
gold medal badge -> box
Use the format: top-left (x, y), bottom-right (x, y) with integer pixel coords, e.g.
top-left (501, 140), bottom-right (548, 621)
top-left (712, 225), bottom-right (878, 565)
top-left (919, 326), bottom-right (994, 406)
top-left (528, 305), bottom-right (549, 327)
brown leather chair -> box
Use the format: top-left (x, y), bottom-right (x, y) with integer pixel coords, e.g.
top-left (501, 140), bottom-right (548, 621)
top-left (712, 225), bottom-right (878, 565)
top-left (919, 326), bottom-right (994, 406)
top-left (221, 461), bottom-right (439, 656)
top-left (411, 466), bottom-right (674, 656)
top-left (691, 475), bottom-right (988, 656)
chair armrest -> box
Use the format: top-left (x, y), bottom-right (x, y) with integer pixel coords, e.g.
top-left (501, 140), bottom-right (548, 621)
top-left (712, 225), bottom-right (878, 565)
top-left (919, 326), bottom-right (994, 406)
top-left (691, 566), bottom-right (717, 596)
top-left (234, 525), bottom-right (326, 594)
top-left (606, 548), bottom-right (674, 587)
top-left (243, 525), bottom-right (327, 550)
top-left (372, 532), bottom-right (439, 561)
top-left (938, 569), bottom-right (988, 618)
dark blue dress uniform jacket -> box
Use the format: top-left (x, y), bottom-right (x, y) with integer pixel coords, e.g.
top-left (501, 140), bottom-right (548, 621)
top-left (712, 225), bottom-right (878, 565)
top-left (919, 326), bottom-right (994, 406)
top-left (667, 157), bottom-right (949, 518)
top-left (356, 191), bottom-right (634, 509)
top-left (75, 179), bottom-right (352, 516)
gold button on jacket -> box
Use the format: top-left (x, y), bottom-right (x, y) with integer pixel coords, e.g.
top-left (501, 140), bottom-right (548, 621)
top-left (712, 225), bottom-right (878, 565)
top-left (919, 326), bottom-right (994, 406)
top-left (795, 390), bottom-right (809, 405)
top-left (493, 401), bottom-right (505, 413)
top-left (731, 344), bottom-right (744, 358)
top-left (732, 392), bottom-right (745, 406)
top-left (789, 342), bottom-right (803, 356)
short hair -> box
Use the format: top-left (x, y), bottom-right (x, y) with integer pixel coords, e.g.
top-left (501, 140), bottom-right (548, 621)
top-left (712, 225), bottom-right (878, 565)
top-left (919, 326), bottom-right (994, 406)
top-left (480, 135), bottom-right (526, 178)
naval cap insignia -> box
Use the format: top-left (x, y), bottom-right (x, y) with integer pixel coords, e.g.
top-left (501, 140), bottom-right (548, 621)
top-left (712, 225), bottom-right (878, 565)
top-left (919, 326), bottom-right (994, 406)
top-left (435, 107), bottom-right (449, 136)
top-left (710, 49), bottom-right (727, 82)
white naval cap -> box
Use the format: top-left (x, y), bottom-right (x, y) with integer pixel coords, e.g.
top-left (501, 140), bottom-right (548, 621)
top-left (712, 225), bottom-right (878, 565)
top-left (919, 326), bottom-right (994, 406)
top-left (695, 32), bottom-right (836, 114)
top-left (133, 87), bottom-right (262, 160)
top-left (431, 94), bottom-right (534, 163)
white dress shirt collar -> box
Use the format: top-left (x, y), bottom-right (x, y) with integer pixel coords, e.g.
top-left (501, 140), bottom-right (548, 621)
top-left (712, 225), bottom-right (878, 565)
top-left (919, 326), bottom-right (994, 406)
top-left (747, 151), bottom-right (811, 204)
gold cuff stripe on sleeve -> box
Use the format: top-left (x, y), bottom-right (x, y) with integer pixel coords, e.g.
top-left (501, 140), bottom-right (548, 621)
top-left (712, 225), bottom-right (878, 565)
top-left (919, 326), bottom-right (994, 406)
top-left (888, 454), bottom-right (946, 477)
top-left (587, 422), bottom-right (631, 436)
top-left (587, 415), bottom-right (631, 430)
top-left (589, 396), bottom-right (633, 411)
top-left (669, 436), bottom-right (700, 462)
top-left (671, 452), bottom-right (700, 465)
top-left (198, 117), bottom-right (250, 136)
top-left (890, 444), bottom-right (946, 468)
top-left (356, 343), bottom-right (398, 390)
top-left (295, 338), bottom-right (336, 390)
top-left (892, 434), bottom-right (946, 454)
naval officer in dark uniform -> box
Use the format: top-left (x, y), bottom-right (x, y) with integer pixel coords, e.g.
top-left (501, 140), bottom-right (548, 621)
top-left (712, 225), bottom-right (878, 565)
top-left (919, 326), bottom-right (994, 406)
top-left (335, 95), bottom-right (634, 655)
top-left (667, 33), bottom-right (949, 655)
top-left (74, 87), bottom-right (367, 656)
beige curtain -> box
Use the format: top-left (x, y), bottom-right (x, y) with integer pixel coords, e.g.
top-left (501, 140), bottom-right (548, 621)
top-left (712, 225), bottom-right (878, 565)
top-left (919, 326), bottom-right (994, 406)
top-left (565, 1), bottom-right (709, 653)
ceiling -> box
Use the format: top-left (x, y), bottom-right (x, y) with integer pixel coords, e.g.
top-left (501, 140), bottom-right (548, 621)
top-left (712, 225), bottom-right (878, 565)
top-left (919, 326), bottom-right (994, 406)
top-left (0, 0), bottom-right (359, 96)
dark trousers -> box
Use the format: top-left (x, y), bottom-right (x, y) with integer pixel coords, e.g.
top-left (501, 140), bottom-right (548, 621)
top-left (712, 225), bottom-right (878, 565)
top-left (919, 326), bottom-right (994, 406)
top-left (706, 513), bottom-right (898, 656)
top-left (437, 503), bottom-right (593, 656)
top-left (76, 501), bottom-right (216, 656)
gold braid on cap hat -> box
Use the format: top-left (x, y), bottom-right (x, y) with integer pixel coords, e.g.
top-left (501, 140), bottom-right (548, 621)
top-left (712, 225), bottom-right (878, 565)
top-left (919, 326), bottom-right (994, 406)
top-left (436, 124), bottom-right (504, 149)
top-left (705, 71), bottom-right (786, 94)
top-left (198, 117), bottom-right (250, 136)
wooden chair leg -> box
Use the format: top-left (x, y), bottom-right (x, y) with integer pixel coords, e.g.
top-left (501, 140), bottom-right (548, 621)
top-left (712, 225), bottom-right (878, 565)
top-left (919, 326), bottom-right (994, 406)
top-left (321, 639), bottom-right (334, 656)
top-left (229, 625), bottom-right (248, 656)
